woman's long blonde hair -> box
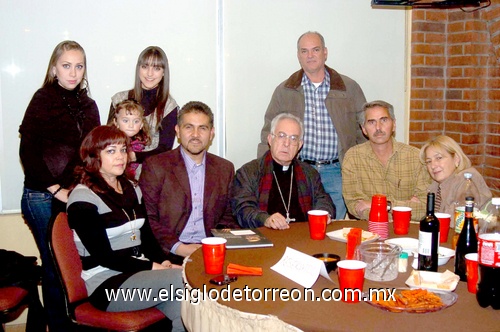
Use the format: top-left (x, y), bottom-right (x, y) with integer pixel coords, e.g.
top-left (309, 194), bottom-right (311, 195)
top-left (42, 40), bottom-right (88, 91)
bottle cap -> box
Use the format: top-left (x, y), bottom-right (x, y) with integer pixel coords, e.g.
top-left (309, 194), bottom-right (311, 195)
top-left (400, 252), bottom-right (408, 259)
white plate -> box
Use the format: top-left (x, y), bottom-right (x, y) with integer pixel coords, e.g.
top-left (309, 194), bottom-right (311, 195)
top-left (384, 237), bottom-right (418, 253)
top-left (437, 247), bottom-right (455, 265)
top-left (326, 229), bottom-right (379, 243)
top-left (405, 270), bottom-right (459, 292)
top-left (409, 246), bottom-right (455, 267)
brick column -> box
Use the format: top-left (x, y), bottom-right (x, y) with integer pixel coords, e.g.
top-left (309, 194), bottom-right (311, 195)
top-left (410, 2), bottom-right (500, 196)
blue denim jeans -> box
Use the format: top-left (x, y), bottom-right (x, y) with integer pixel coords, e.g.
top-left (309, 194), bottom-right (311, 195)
top-left (311, 162), bottom-right (347, 219)
top-left (21, 187), bottom-right (70, 331)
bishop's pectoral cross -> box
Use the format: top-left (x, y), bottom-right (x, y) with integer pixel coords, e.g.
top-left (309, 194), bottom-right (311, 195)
top-left (272, 168), bottom-right (295, 225)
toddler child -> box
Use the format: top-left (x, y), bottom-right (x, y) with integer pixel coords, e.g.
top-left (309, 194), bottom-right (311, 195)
top-left (111, 99), bottom-right (151, 180)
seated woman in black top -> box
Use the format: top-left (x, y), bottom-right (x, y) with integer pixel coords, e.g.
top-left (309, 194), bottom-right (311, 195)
top-left (67, 125), bottom-right (184, 331)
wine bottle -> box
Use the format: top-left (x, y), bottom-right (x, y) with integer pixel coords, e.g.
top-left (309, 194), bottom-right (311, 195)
top-left (452, 172), bottom-right (479, 248)
top-left (455, 196), bottom-right (478, 281)
top-left (418, 193), bottom-right (440, 272)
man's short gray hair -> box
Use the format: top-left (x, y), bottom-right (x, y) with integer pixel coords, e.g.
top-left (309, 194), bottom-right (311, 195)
top-left (270, 113), bottom-right (304, 140)
top-left (358, 100), bottom-right (396, 125)
top-left (297, 31), bottom-right (326, 50)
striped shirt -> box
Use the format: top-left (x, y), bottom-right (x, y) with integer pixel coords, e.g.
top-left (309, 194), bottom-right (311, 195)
top-left (300, 70), bottom-right (338, 161)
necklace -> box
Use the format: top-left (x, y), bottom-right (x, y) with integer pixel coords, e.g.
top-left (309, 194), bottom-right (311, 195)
top-left (122, 208), bottom-right (137, 241)
top-left (115, 180), bottom-right (122, 194)
top-left (272, 166), bottom-right (295, 224)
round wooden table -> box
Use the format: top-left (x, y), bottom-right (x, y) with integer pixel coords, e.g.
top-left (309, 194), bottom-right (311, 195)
top-left (183, 220), bottom-right (499, 331)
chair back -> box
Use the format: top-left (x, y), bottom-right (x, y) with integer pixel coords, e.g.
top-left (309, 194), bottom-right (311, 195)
top-left (48, 212), bottom-right (88, 306)
top-left (48, 212), bottom-right (168, 331)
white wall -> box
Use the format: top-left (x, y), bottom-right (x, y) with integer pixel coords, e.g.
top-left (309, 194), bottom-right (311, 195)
top-left (224, 1), bottom-right (408, 168)
top-left (0, 0), bottom-right (407, 213)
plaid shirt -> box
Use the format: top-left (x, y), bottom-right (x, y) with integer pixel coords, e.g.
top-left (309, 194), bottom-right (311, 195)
top-left (300, 70), bottom-right (338, 161)
top-left (342, 139), bottom-right (431, 221)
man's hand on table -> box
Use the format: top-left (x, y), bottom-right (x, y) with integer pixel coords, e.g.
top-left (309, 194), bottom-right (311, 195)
top-left (264, 213), bottom-right (290, 230)
top-left (355, 200), bottom-right (371, 218)
top-left (264, 212), bottom-right (333, 229)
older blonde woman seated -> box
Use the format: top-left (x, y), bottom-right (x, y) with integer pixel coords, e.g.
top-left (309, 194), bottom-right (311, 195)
top-left (419, 135), bottom-right (492, 227)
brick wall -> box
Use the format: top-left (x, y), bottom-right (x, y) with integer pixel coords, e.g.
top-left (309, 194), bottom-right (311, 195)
top-left (410, 1), bottom-right (500, 197)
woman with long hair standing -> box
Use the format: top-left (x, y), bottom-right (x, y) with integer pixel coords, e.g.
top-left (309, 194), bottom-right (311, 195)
top-left (107, 46), bottom-right (179, 164)
top-left (19, 40), bottom-right (100, 329)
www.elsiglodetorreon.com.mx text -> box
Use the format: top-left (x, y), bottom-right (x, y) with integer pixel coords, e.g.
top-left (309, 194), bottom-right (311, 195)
top-left (105, 284), bottom-right (397, 305)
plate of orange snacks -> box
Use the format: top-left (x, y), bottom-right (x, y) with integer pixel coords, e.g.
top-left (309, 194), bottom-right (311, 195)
top-left (363, 288), bottom-right (458, 313)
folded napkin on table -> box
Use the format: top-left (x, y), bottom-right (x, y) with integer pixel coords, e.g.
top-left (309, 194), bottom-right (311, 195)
top-left (226, 263), bottom-right (263, 276)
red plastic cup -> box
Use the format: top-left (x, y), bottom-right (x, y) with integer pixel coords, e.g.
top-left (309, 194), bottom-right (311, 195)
top-left (337, 260), bottom-right (367, 303)
top-left (308, 210), bottom-right (328, 240)
top-left (392, 207), bottom-right (412, 235)
top-left (201, 237), bottom-right (227, 274)
top-left (465, 253), bottom-right (478, 294)
top-left (369, 194), bottom-right (389, 222)
top-left (435, 213), bottom-right (451, 243)
top-left (368, 221), bottom-right (389, 240)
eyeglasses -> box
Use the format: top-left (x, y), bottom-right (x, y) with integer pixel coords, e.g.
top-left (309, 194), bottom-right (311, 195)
top-left (271, 132), bottom-right (301, 146)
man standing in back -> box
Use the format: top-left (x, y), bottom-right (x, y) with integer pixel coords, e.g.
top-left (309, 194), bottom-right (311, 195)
top-left (258, 31), bottom-right (366, 220)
